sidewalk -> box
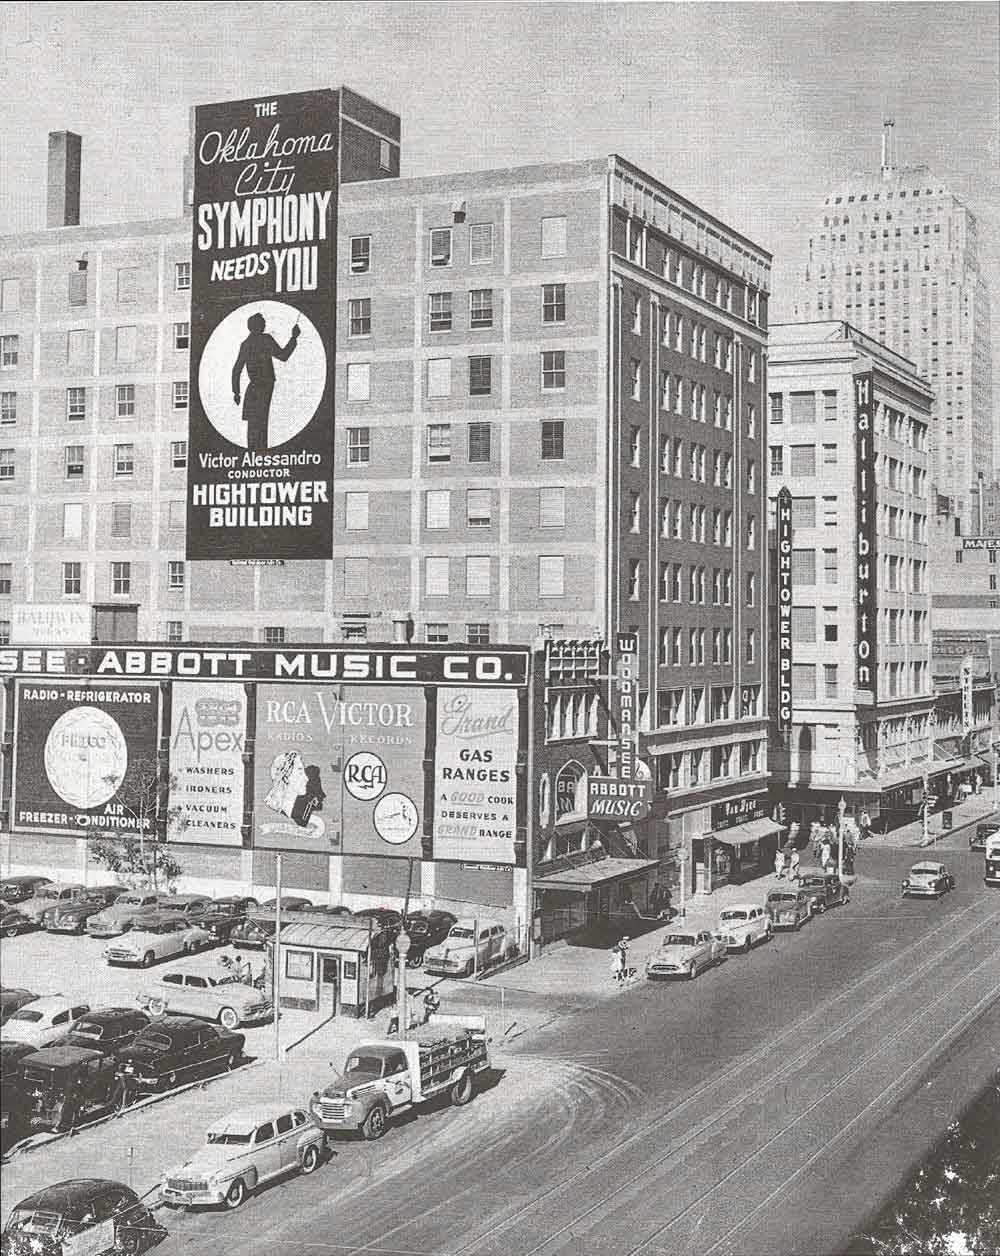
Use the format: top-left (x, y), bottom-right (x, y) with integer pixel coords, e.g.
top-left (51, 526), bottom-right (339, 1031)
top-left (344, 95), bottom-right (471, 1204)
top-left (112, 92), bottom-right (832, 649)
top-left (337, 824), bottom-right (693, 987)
top-left (861, 790), bottom-right (998, 850)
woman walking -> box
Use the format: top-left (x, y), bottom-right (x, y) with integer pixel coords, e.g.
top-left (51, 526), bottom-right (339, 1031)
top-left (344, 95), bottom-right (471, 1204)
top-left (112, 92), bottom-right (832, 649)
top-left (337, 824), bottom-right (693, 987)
top-left (774, 846), bottom-right (786, 879)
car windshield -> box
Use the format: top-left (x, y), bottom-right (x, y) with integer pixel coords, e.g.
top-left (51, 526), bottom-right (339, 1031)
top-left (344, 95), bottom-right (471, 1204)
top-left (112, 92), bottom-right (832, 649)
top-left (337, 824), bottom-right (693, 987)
top-left (769, 894), bottom-right (798, 904)
top-left (70, 1024), bottom-right (103, 1040)
top-left (720, 910), bottom-right (748, 923)
top-left (37, 888), bottom-right (63, 901)
top-left (448, 928), bottom-right (475, 939)
top-left (662, 935), bottom-right (697, 947)
top-left (207, 1131), bottom-right (252, 1145)
top-left (345, 1054), bottom-right (384, 1076)
top-left (911, 865), bottom-right (938, 875)
top-left (117, 896), bottom-right (146, 908)
top-left (6, 1209), bottom-right (77, 1237)
top-left (159, 903), bottom-right (188, 912)
top-left (9, 1008), bottom-right (44, 1022)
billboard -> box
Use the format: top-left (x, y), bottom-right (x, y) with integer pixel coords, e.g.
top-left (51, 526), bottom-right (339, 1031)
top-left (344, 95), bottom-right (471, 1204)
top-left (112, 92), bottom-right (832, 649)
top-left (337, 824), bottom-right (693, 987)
top-left (254, 685), bottom-right (427, 855)
top-left (614, 632), bottom-right (639, 779)
top-left (12, 681), bottom-right (160, 835)
top-left (433, 688), bottom-right (519, 865)
top-left (167, 682), bottom-right (247, 846)
top-left (187, 89), bottom-right (339, 560)
top-left (854, 373), bottom-right (878, 695)
top-left (775, 486), bottom-right (793, 733)
top-left (10, 604), bottom-right (91, 645)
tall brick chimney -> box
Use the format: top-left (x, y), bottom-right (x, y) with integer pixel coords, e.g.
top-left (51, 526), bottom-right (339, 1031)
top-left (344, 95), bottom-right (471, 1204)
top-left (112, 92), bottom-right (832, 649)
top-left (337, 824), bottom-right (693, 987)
top-left (47, 131), bottom-right (82, 227)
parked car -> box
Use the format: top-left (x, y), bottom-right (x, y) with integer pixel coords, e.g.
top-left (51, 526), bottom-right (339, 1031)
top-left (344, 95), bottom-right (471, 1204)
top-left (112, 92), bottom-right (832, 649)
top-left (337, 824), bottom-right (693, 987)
top-left (0, 1043), bottom-right (35, 1150)
top-left (53, 1008), bottom-right (151, 1056)
top-left (902, 861), bottom-right (956, 898)
top-left (403, 910), bottom-right (457, 966)
top-left (200, 897), bottom-right (259, 942)
top-left (352, 907), bottom-right (403, 939)
top-left (0, 874), bottom-right (52, 905)
top-left (137, 970), bottom-right (271, 1029)
top-left (86, 891), bottom-right (163, 938)
top-left (765, 888), bottom-right (813, 930)
top-left (257, 896), bottom-right (314, 913)
top-left (970, 820), bottom-right (1000, 852)
top-left (1, 908), bottom-right (37, 939)
top-left (229, 916), bottom-right (274, 950)
top-left (18, 882), bottom-right (89, 925)
top-left (116, 1017), bottom-right (244, 1096)
top-left (160, 1103), bottom-right (325, 1210)
top-left (716, 904), bottom-right (773, 953)
top-left (103, 916), bottom-right (214, 967)
top-left (156, 894), bottom-right (214, 922)
top-left (1, 987), bottom-right (38, 1024)
top-left (19, 1045), bottom-right (123, 1132)
top-left (797, 870), bottom-right (850, 914)
top-left (42, 886), bottom-right (124, 934)
top-left (0, 1179), bottom-right (166, 1256)
top-left (2, 997), bottom-right (92, 1048)
top-left (423, 917), bottom-right (517, 977)
top-left (645, 930), bottom-right (727, 980)
top-left (312, 905), bottom-right (355, 920)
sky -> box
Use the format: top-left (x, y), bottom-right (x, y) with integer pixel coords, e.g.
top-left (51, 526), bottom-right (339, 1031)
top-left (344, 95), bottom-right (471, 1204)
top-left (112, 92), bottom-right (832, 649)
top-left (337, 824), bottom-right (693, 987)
top-left (2, 0), bottom-right (998, 398)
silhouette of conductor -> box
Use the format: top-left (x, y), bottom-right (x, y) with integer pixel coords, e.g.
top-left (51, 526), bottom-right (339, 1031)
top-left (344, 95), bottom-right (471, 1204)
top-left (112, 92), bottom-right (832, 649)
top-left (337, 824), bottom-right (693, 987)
top-left (231, 313), bottom-right (300, 451)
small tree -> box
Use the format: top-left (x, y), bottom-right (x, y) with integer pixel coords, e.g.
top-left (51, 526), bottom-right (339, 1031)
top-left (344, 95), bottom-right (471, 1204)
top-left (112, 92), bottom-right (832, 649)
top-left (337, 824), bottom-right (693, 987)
top-left (89, 756), bottom-right (189, 892)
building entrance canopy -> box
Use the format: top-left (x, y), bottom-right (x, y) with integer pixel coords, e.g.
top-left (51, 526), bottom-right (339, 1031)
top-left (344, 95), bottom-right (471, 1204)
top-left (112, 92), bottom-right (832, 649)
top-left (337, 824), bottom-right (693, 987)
top-left (533, 857), bottom-right (659, 894)
top-left (711, 817), bottom-right (785, 846)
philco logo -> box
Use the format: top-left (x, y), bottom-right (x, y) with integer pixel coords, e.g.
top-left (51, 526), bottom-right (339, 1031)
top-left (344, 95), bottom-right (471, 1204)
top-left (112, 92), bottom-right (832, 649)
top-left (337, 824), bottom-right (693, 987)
top-left (344, 751), bottom-right (387, 802)
top-left (43, 706), bottom-right (128, 810)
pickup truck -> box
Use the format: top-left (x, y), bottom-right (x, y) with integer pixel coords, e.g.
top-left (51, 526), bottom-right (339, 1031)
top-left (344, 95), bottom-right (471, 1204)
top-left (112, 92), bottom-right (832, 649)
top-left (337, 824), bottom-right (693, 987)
top-left (309, 1015), bottom-right (489, 1141)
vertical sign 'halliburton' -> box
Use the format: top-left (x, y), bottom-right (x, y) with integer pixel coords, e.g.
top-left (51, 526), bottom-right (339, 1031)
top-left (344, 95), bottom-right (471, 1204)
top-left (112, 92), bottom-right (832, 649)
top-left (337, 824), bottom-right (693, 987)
top-left (775, 486), bottom-right (793, 734)
top-left (854, 372), bottom-right (878, 696)
top-left (187, 90), bottom-right (339, 559)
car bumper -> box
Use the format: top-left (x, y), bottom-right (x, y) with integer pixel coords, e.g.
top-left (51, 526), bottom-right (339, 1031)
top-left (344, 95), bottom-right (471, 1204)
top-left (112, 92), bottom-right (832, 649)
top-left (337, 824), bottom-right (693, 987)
top-left (161, 1184), bottom-right (225, 1206)
top-left (645, 966), bottom-right (688, 979)
top-left (772, 914), bottom-right (805, 929)
top-left (104, 952), bottom-right (145, 964)
top-left (902, 884), bottom-right (939, 896)
top-left (423, 959), bottom-right (467, 975)
top-left (46, 920), bottom-right (85, 932)
top-left (310, 1097), bottom-right (362, 1132)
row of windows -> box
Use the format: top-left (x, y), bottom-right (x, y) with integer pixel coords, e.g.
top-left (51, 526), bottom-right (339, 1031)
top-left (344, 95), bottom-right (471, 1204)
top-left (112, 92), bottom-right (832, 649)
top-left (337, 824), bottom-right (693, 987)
top-left (656, 563), bottom-right (751, 608)
top-left (0, 323), bottom-right (191, 376)
top-left (650, 687), bottom-right (763, 737)
top-left (349, 284), bottom-right (568, 338)
top-left (0, 382), bottom-right (188, 425)
top-left (768, 391), bottom-right (838, 424)
top-left (0, 441), bottom-right (187, 481)
top-left (348, 216), bottom-right (567, 277)
top-left (345, 420), bottom-right (568, 464)
top-left (0, 266), bottom-right (190, 318)
top-left (626, 300), bottom-right (746, 376)
top-left (790, 660), bottom-right (929, 702)
top-left (655, 624), bottom-right (758, 666)
top-left (343, 350), bottom-right (567, 402)
top-left (47, 559), bottom-right (185, 597)
top-left (342, 486), bottom-right (571, 532)
top-left (658, 502), bottom-right (737, 548)
top-left (655, 739), bottom-right (763, 791)
top-left (652, 372), bottom-right (740, 432)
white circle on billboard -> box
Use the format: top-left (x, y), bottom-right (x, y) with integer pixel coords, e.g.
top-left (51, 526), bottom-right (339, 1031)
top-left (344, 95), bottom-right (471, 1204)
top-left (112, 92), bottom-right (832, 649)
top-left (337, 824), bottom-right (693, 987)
top-left (43, 707), bottom-right (128, 809)
top-left (198, 300), bottom-right (326, 449)
top-left (373, 793), bottom-right (419, 845)
top-left (343, 751), bottom-right (388, 802)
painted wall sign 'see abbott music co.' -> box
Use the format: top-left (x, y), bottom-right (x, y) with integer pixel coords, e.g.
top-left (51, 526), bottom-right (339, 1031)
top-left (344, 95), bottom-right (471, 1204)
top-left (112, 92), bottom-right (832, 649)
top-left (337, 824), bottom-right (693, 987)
top-left (187, 90), bottom-right (339, 560)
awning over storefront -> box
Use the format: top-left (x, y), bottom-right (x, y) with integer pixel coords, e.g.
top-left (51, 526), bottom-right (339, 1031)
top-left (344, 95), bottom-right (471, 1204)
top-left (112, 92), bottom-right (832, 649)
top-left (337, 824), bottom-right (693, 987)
top-left (928, 756), bottom-right (970, 776)
top-left (712, 817), bottom-right (785, 846)
top-left (533, 857), bottom-right (659, 893)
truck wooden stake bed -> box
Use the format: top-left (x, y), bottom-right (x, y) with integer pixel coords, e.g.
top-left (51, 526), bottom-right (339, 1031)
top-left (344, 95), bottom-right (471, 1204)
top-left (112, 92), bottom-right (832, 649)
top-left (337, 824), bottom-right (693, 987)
top-left (309, 1015), bottom-right (490, 1140)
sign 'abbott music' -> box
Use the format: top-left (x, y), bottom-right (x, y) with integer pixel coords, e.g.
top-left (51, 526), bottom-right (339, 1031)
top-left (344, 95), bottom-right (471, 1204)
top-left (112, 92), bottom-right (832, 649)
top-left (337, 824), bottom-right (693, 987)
top-left (187, 90), bottom-right (339, 560)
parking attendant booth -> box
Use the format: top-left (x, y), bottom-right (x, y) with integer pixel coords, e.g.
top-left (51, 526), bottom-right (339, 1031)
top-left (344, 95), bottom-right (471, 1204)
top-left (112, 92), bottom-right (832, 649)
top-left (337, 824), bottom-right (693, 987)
top-left (271, 922), bottom-right (395, 1018)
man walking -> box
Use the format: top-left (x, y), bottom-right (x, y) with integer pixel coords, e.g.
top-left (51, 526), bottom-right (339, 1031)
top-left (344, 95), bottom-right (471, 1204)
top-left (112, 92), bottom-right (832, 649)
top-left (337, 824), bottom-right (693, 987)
top-left (231, 312), bottom-right (300, 451)
top-left (789, 845), bottom-right (801, 881)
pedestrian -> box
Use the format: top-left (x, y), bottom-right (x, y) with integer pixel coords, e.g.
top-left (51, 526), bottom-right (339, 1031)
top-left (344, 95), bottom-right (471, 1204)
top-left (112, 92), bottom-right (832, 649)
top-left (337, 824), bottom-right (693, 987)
top-left (774, 847), bottom-right (786, 879)
top-left (859, 809), bottom-right (871, 841)
top-left (820, 838), bottom-right (834, 873)
top-left (422, 988), bottom-right (441, 1023)
top-left (789, 846), bottom-right (801, 881)
top-left (811, 821), bottom-right (822, 862)
top-left (611, 946), bottom-right (625, 986)
top-left (974, 771), bottom-right (982, 796)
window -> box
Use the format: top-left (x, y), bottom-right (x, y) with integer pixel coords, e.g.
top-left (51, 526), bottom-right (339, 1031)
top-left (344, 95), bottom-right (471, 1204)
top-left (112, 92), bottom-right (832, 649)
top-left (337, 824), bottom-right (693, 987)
top-left (822, 443), bottom-right (839, 466)
top-left (469, 356), bottom-right (492, 396)
top-left (429, 292), bottom-right (452, 332)
top-left (542, 283), bottom-right (566, 323)
top-left (172, 381), bottom-right (188, 410)
top-left (115, 384), bottom-right (135, 418)
top-left (792, 606), bottom-right (816, 642)
top-left (170, 440), bottom-right (187, 469)
top-left (468, 422), bottom-right (491, 462)
top-left (629, 491), bottom-right (641, 533)
top-left (117, 268), bottom-right (139, 302)
top-left (629, 425), bottom-right (641, 468)
top-left (541, 215), bottom-right (567, 258)
top-left (173, 322), bottom-right (189, 350)
top-left (791, 497), bottom-right (815, 528)
top-left (746, 403), bottom-right (756, 438)
top-left (1, 335), bottom-right (18, 369)
top-left (0, 620), bottom-right (10, 645)
top-left (346, 362), bottom-right (371, 401)
top-left (349, 297), bottom-right (371, 337)
top-left (469, 223), bottom-right (494, 265)
top-left (792, 663), bottom-right (816, 701)
top-left (0, 278), bottom-right (19, 311)
top-left (822, 548), bottom-right (838, 585)
top-left (0, 562), bottom-right (11, 594)
top-left (822, 390), bottom-right (838, 421)
top-left (769, 445), bottom-right (784, 476)
top-left (769, 393), bottom-right (784, 424)
top-left (790, 444), bottom-right (816, 476)
top-left (747, 350), bottom-right (756, 382)
top-left (425, 489), bottom-right (450, 529)
top-left (427, 358), bottom-right (451, 398)
top-left (111, 503), bottom-right (131, 538)
top-left (264, 626), bottom-right (286, 645)
top-left (631, 295), bottom-right (642, 335)
top-left (113, 443), bottom-right (134, 478)
top-left (65, 445), bottom-right (84, 479)
top-left (115, 325), bottom-right (137, 363)
top-left (429, 227), bottom-right (452, 267)
top-left (466, 488), bottom-right (491, 528)
top-left (660, 371), bottom-right (672, 410)
top-left (628, 559), bottom-right (641, 601)
top-left (174, 262), bottom-right (191, 291)
top-left (427, 423), bottom-right (452, 463)
top-left (467, 622), bottom-right (491, 645)
top-left (541, 350), bottom-right (566, 390)
top-left (168, 500), bottom-right (184, 529)
top-left (63, 561), bottom-right (82, 595)
top-left (66, 329), bottom-right (90, 366)
top-left (629, 359), bottom-right (641, 400)
top-left (343, 557), bottom-right (369, 600)
top-left (347, 427), bottom-right (370, 465)
top-left (111, 561), bottom-right (131, 596)
top-left (824, 664), bottom-right (839, 698)
top-left (789, 392), bottom-right (816, 424)
top-left (465, 556), bottom-right (491, 597)
top-left (63, 503), bottom-right (83, 540)
top-left (539, 486), bottom-right (565, 528)
top-left (350, 236), bottom-right (370, 274)
top-left (539, 555), bottom-right (565, 597)
top-left (425, 557), bottom-right (449, 597)
top-left (168, 560), bottom-right (185, 590)
top-left (746, 460), bottom-right (757, 494)
top-left (345, 492), bottom-right (369, 531)
top-left (469, 289), bottom-right (493, 329)
top-left (791, 548), bottom-right (816, 584)
top-left (0, 392), bottom-right (14, 425)
top-left (541, 419), bottom-right (564, 460)
top-left (425, 623), bottom-right (449, 643)
top-left (746, 628), bottom-right (757, 663)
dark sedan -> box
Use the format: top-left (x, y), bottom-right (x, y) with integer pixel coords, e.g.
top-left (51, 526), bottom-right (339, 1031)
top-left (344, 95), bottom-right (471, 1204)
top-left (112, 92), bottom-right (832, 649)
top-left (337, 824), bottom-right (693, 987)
top-left (200, 896), bottom-right (260, 942)
top-left (2, 908), bottom-right (38, 939)
top-left (403, 910), bottom-right (458, 965)
top-left (354, 907), bottom-right (403, 940)
top-left (116, 1016), bottom-right (244, 1096)
top-left (257, 897), bottom-right (314, 913)
top-left (970, 820), bottom-right (999, 852)
top-left (53, 1008), bottom-right (151, 1056)
top-left (1, 1043), bottom-right (36, 1150)
top-left (42, 886), bottom-right (125, 934)
top-left (1, 988), bottom-right (38, 1024)
top-left (797, 870), bottom-right (850, 913)
top-left (1, 1179), bottom-right (166, 1256)
top-left (0, 875), bottom-right (52, 905)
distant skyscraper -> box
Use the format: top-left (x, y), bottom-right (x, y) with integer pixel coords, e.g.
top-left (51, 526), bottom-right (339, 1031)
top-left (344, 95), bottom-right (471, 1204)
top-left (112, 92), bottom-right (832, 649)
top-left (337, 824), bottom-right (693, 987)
top-left (794, 120), bottom-right (994, 528)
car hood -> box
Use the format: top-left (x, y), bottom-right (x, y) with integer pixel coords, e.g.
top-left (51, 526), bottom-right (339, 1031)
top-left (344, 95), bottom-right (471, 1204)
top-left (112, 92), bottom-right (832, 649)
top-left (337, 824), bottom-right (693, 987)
top-left (324, 1069), bottom-right (380, 1095)
top-left (718, 918), bottom-right (752, 931)
top-left (650, 945), bottom-right (698, 963)
top-left (1, 1022), bottom-right (44, 1043)
top-left (425, 940), bottom-right (472, 958)
top-left (167, 1146), bottom-right (246, 1177)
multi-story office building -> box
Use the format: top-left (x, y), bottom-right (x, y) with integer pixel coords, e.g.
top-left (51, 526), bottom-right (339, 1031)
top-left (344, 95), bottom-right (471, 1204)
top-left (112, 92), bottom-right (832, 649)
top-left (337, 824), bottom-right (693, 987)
top-left (1, 117), bottom-right (774, 919)
top-left (792, 121), bottom-right (994, 529)
top-left (971, 476), bottom-right (1000, 537)
top-left (929, 495), bottom-right (1000, 688)
top-left (767, 321), bottom-right (940, 831)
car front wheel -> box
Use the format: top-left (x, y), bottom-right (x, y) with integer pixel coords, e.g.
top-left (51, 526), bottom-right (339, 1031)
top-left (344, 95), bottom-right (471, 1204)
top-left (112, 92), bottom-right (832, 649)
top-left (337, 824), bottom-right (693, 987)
top-left (300, 1144), bottom-right (320, 1174)
top-left (686, 962), bottom-right (697, 980)
top-left (361, 1103), bottom-right (388, 1140)
top-left (224, 1178), bottom-right (247, 1210)
top-left (142, 951), bottom-right (155, 968)
top-left (219, 1007), bottom-right (240, 1031)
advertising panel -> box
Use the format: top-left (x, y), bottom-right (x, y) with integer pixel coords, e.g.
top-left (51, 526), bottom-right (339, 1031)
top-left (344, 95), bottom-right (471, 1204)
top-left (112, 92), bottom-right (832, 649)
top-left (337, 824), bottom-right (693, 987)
top-left (167, 682), bottom-right (247, 846)
top-left (961, 537), bottom-right (1000, 551)
top-left (12, 681), bottom-right (160, 835)
top-left (711, 793), bottom-right (769, 832)
top-left (775, 486), bottom-right (793, 733)
top-left (587, 776), bottom-right (652, 820)
top-left (854, 372), bottom-right (878, 695)
top-left (254, 684), bottom-right (426, 855)
top-left (187, 89), bottom-right (339, 560)
top-left (433, 687), bottom-right (519, 865)
top-left (10, 603), bottom-right (92, 645)
top-left (614, 632), bottom-right (639, 779)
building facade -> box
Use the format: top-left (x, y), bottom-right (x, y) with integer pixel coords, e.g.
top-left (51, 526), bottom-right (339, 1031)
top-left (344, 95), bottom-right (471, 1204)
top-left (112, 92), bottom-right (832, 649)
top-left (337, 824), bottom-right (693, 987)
top-left (767, 321), bottom-right (938, 831)
top-left (792, 122), bottom-right (994, 529)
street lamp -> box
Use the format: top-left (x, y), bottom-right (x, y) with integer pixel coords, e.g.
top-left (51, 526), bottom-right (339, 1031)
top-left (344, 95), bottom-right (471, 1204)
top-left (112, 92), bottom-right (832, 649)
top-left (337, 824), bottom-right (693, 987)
top-left (837, 795), bottom-right (847, 883)
top-left (676, 845), bottom-right (688, 922)
top-left (994, 743), bottom-right (999, 811)
top-left (395, 931), bottom-right (411, 1039)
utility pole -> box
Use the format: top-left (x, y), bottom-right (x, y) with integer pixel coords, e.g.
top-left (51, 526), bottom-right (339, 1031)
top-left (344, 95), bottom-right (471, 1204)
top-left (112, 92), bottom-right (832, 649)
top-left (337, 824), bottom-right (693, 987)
top-left (837, 795), bottom-right (846, 882)
top-left (922, 770), bottom-right (930, 847)
top-left (273, 855), bottom-right (282, 1062)
top-left (994, 743), bottom-right (999, 811)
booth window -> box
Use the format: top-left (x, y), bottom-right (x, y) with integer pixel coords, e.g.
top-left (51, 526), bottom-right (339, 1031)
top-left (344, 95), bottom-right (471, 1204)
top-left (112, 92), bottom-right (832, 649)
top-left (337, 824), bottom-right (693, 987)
top-left (285, 950), bottom-right (314, 981)
top-left (343, 961), bottom-right (358, 981)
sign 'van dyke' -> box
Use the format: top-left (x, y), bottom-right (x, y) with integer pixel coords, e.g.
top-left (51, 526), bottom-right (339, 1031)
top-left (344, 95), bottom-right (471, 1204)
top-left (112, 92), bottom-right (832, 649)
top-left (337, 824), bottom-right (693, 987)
top-left (187, 90), bottom-right (339, 560)
top-left (776, 486), bottom-right (793, 734)
top-left (854, 373), bottom-right (878, 695)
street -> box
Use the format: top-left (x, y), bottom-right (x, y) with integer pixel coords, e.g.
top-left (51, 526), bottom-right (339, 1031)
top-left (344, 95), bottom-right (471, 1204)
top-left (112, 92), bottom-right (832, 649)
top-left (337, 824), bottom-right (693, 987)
top-left (3, 841), bottom-right (997, 1256)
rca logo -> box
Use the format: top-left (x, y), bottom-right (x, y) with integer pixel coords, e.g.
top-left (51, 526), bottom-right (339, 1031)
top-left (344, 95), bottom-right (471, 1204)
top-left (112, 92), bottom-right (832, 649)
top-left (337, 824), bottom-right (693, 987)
top-left (344, 751), bottom-right (387, 801)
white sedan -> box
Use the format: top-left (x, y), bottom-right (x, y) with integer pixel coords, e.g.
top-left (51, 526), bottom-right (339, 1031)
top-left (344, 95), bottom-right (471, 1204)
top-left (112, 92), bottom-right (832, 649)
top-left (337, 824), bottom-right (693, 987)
top-left (103, 918), bottom-right (214, 967)
top-left (2, 996), bottom-right (92, 1047)
top-left (645, 930), bottom-right (728, 980)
